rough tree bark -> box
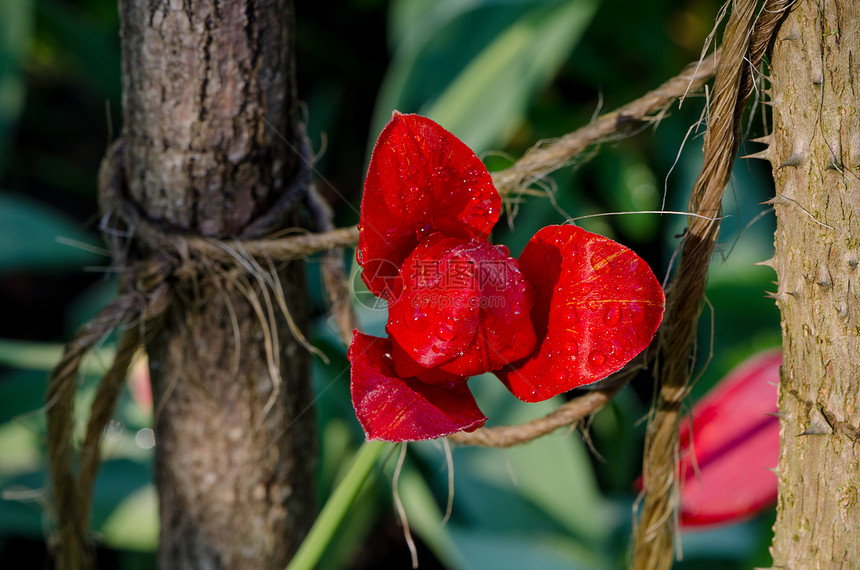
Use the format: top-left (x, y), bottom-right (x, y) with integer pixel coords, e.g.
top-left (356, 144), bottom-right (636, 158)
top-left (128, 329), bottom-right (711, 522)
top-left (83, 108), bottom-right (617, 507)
top-left (119, 0), bottom-right (315, 567)
top-left (769, 0), bottom-right (860, 566)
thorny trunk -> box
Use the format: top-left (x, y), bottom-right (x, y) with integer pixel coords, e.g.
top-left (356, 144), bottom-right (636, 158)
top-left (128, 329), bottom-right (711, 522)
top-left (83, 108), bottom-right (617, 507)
top-left (768, 0), bottom-right (860, 565)
top-left (119, 0), bottom-right (315, 567)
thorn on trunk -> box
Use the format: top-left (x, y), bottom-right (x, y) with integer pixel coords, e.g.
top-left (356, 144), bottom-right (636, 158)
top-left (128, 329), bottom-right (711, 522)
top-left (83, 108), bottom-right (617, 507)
top-left (764, 290), bottom-right (788, 303)
top-left (755, 257), bottom-right (777, 270)
top-left (778, 152), bottom-right (806, 169)
top-left (816, 263), bottom-right (833, 289)
top-left (799, 405), bottom-right (833, 436)
top-left (742, 148), bottom-right (773, 162)
top-left (825, 157), bottom-right (843, 171)
top-left (749, 134), bottom-right (774, 146)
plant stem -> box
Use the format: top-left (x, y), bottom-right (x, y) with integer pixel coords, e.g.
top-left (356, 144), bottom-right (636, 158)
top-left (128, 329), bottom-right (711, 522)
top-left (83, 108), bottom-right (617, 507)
top-left (286, 440), bottom-right (387, 570)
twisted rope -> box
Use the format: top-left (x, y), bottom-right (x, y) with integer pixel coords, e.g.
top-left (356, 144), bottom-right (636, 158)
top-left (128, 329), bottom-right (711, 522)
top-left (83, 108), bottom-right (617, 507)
top-left (631, 1), bottom-right (793, 568)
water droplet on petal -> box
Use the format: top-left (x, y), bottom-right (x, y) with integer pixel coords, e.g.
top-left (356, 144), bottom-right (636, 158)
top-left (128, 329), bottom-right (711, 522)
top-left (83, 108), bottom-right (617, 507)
top-left (564, 308), bottom-right (580, 323)
top-left (437, 326), bottom-right (456, 342)
top-left (404, 186), bottom-right (419, 202)
top-left (587, 300), bottom-right (600, 311)
top-left (406, 313), bottom-right (427, 331)
top-left (414, 134), bottom-right (424, 143)
top-left (591, 254), bottom-right (612, 275)
top-left (604, 303), bottom-right (621, 326)
top-left (588, 350), bottom-right (606, 367)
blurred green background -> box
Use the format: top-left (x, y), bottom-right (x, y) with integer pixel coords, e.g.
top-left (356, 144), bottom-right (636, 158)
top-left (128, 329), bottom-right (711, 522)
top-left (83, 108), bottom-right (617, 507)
top-left (0, 0), bottom-right (779, 568)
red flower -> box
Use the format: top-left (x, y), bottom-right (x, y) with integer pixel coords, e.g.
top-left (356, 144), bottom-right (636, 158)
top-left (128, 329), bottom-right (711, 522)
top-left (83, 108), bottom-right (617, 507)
top-left (678, 349), bottom-right (781, 528)
top-left (350, 112), bottom-right (665, 441)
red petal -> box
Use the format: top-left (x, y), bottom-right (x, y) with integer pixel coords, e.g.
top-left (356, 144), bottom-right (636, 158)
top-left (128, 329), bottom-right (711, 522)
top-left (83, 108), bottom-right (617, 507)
top-left (679, 350), bottom-right (781, 527)
top-left (348, 332), bottom-right (487, 442)
top-left (496, 225), bottom-right (665, 402)
top-left (434, 241), bottom-right (536, 376)
top-left (387, 234), bottom-right (482, 371)
top-left (357, 112), bottom-right (501, 298)
top-left (387, 235), bottom-right (536, 379)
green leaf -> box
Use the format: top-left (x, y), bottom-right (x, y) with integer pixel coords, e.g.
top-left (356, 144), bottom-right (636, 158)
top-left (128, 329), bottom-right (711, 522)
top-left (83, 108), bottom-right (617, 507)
top-left (0, 338), bottom-right (114, 374)
top-left (100, 484), bottom-right (158, 552)
top-left (375, 0), bottom-right (599, 155)
top-left (36, 0), bottom-right (121, 100)
top-left (0, 192), bottom-right (102, 273)
top-left (0, 369), bottom-right (49, 427)
top-left (90, 459), bottom-right (152, 531)
top-left (0, 0), bottom-right (33, 179)
top-left (451, 528), bottom-right (603, 570)
top-left (425, 1), bottom-right (598, 154)
top-left (0, 420), bottom-right (42, 475)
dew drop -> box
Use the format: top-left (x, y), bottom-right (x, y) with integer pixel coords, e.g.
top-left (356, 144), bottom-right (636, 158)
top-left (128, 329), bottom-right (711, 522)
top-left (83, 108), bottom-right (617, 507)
top-left (414, 134), bottom-right (424, 143)
top-left (406, 313), bottom-right (427, 331)
top-left (430, 345), bottom-right (440, 353)
top-left (563, 340), bottom-right (578, 354)
top-left (588, 350), bottom-right (606, 367)
top-left (587, 300), bottom-right (600, 311)
top-left (604, 303), bottom-right (621, 326)
top-left (404, 186), bottom-right (420, 202)
top-left (590, 254), bottom-right (612, 275)
top-left (575, 282), bottom-right (595, 296)
top-left (564, 308), bottom-right (580, 323)
top-left (437, 326), bottom-right (456, 342)
top-left (433, 166), bottom-right (449, 181)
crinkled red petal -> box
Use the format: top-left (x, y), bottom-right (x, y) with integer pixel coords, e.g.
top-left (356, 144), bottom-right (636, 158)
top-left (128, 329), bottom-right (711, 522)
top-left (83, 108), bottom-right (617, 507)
top-left (357, 112), bottom-right (501, 298)
top-left (679, 350), bottom-right (781, 527)
top-left (387, 235), bottom-right (536, 379)
top-left (434, 240), bottom-right (536, 376)
top-left (348, 332), bottom-right (487, 442)
top-left (496, 225), bottom-right (665, 402)
top-left (387, 234), bottom-right (482, 371)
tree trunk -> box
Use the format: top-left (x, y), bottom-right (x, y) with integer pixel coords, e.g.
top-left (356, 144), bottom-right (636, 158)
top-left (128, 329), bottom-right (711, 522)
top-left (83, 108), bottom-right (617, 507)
top-left (118, 0), bottom-right (315, 567)
top-left (769, 0), bottom-right (860, 566)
